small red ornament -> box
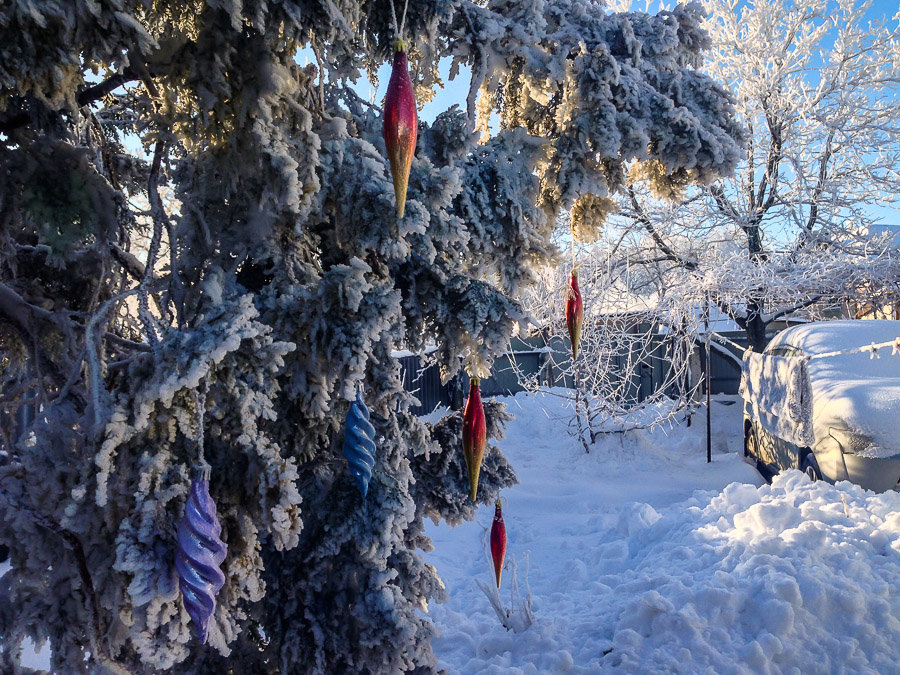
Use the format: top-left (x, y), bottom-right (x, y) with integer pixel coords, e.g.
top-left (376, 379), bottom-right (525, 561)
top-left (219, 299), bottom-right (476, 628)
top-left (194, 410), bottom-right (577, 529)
top-left (565, 269), bottom-right (584, 360)
top-left (490, 499), bottom-right (507, 588)
top-left (383, 39), bottom-right (418, 219)
top-left (462, 377), bottom-right (487, 502)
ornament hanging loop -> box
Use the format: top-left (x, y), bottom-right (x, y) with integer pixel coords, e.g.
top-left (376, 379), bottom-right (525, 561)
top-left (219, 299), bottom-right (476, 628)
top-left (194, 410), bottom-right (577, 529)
top-left (194, 377), bottom-right (211, 472)
top-left (388, 0), bottom-right (411, 41)
top-left (195, 463), bottom-right (211, 483)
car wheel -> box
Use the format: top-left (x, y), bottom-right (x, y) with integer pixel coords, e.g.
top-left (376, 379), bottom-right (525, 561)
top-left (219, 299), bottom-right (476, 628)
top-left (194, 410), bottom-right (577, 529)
top-left (744, 425), bottom-right (758, 459)
top-left (801, 453), bottom-right (822, 482)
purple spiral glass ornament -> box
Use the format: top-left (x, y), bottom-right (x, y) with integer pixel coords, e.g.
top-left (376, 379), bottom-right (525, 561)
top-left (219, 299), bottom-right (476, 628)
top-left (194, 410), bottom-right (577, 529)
top-left (343, 391), bottom-right (376, 498)
top-left (175, 470), bottom-right (227, 644)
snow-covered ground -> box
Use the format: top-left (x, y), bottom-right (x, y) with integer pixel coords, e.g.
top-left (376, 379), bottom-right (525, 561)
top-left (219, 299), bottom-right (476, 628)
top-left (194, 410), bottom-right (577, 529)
top-left (425, 391), bottom-right (900, 673)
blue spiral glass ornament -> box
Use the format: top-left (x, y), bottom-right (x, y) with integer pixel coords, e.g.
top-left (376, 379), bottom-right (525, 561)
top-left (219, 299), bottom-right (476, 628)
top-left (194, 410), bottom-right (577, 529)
top-left (175, 470), bottom-right (227, 644)
top-left (343, 391), bottom-right (377, 498)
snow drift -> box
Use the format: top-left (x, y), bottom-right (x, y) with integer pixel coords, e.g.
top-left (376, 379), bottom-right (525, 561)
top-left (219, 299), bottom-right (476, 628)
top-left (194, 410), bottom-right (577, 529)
top-left (599, 472), bottom-right (900, 672)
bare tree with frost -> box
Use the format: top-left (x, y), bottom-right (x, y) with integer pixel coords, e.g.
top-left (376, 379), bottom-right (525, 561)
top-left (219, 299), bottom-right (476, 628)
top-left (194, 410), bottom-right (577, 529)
top-left (604, 0), bottom-right (900, 352)
top-left (517, 253), bottom-right (702, 450)
top-left (0, 1), bottom-right (741, 671)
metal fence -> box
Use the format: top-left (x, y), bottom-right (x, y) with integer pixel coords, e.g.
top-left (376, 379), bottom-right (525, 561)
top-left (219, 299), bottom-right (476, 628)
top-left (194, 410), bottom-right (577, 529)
top-left (397, 331), bottom-right (748, 415)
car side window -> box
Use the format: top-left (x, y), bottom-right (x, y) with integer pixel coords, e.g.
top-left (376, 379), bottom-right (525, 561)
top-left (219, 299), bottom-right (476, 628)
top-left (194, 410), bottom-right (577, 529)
top-left (768, 345), bottom-right (801, 358)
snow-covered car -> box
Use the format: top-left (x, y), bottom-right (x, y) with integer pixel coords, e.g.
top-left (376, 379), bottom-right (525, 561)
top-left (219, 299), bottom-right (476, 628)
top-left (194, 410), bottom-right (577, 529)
top-left (741, 320), bottom-right (900, 492)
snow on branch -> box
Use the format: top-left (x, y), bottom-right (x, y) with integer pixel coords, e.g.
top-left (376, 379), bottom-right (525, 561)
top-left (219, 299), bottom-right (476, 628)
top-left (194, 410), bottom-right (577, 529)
top-left (806, 337), bottom-right (900, 362)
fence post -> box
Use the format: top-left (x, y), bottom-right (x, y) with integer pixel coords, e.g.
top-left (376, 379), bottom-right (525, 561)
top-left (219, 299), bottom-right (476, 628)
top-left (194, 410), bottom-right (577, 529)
top-left (705, 299), bottom-right (711, 464)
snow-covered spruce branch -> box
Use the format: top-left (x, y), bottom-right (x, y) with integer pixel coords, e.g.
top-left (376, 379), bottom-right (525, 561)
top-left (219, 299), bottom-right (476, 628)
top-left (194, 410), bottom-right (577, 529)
top-left (0, 68), bottom-right (143, 134)
top-left (0, 482), bottom-right (128, 675)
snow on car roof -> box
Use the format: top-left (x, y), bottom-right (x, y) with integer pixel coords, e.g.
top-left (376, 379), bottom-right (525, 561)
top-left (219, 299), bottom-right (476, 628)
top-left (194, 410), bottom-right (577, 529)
top-left (766, 321), bottom-right (900, 451)
top-left (767, 319), bottom-right (900, 356)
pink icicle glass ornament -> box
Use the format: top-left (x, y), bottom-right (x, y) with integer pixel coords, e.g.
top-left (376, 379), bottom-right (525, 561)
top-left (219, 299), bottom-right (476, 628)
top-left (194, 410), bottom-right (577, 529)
top-left (383, 39), bottom-right (418, 218)
top-left (490, 499), bottom-right (507, 588)
top-left (462, 377), bottom-right (487, 502)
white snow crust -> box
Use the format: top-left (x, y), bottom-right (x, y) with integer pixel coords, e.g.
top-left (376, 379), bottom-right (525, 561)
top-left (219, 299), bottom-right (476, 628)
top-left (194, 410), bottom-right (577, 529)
top-left (426, 391), bottom-right (900, 673)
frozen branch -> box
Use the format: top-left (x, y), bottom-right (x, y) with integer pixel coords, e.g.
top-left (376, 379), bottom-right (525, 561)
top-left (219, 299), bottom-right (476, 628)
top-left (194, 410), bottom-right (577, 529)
top-left (627, 187), bottom-right (697, 271)
top-left (0, 68), bottom-right (141, 134)
top-left (765, 295), bottom-right (824, 323)
top-left (0, 482), bottom-right (128, 674)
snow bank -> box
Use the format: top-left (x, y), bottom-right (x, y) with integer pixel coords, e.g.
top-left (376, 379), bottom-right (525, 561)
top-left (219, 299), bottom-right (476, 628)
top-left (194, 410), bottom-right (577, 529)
top-left (427, 392), bottom-right (900, 673)
top-left (598, 472), bottom-right (900, 672)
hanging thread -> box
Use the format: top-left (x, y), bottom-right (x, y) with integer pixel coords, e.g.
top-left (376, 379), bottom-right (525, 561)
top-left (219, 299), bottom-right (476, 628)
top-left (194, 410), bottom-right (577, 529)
top-left (194, 378), bottom-right (210, 469)
top-left (388, 0), bottom-right (399, 36)
top-left (400, 0), bottom-right (410, 36)
top-left (570, 227), bottom-right (576, 274)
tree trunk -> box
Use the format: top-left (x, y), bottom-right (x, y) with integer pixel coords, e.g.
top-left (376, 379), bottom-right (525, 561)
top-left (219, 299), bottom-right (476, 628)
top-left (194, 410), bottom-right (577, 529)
top-left (745, 296), bottom-right (767, 352)
top-left (745, 224), bottom-right (768, 352)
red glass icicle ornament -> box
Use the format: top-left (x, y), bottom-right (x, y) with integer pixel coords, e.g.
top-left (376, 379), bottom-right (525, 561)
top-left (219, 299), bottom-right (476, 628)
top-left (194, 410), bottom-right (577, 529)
top-left (462, 377), bottom-right (487, 502)
top-left (383, 38), bottom-right (418, 219)
top-left (490, 499), bottom-right (507, 588)
top-left (565, 269), bottom-right (584, 360)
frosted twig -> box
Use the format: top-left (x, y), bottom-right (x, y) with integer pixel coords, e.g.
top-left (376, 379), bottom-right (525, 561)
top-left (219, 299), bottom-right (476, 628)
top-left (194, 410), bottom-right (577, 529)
top-left (86, 286), bottom-right (154, 433)
top-left (147, 141), bottom-right (184, 327)
top-left (138, 141), bottom-right (167, 348)
top-left (465, 48), bottom-right (486, 129)
top-left (476, 525), bottom-right (534, 632)
top-left (517, 257), bottom-right (703, 434)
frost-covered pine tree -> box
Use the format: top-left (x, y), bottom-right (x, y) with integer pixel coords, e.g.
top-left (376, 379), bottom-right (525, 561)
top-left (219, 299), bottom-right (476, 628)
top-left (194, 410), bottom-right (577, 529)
top-left (0, 1), bottom-right (741, 671)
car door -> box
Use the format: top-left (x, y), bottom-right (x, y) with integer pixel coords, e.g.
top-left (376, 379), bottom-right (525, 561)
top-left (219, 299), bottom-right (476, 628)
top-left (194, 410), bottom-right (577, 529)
top-left (749, 344), bottom-right (781, 469)
top-left (767, 345), bottom-right (805, 472)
